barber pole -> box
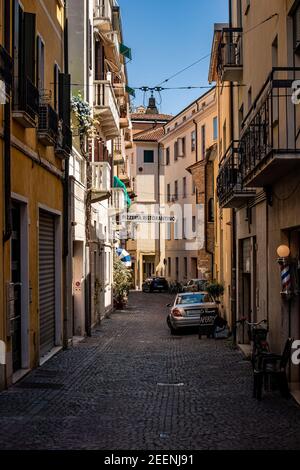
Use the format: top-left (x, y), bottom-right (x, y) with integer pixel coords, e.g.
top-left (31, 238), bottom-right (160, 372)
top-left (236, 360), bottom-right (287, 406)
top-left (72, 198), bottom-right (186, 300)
top-left (278, 258), bottom-right (292, 295)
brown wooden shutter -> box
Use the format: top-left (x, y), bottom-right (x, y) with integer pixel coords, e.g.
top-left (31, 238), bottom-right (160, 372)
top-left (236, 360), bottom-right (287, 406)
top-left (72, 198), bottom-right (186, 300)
top-left (59, 72), bottom-right (71, 125)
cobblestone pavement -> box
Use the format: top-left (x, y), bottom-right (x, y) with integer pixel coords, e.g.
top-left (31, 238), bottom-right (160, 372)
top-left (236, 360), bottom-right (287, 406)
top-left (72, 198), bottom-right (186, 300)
top-left (0, 292), bottom-right (300, 450)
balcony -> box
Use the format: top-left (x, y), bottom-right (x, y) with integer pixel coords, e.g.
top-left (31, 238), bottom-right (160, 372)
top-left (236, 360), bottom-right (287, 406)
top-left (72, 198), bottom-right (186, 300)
top-left (55, 123), bottom-right (72, 158)
top-left (101, 31), bottom-right (120, 70)
top-left (113, 136), bottom-right (125, 165)
top-left (91, 161), bottom-right (111, 203)
top-left (93, 0), bottom-right (113, 32)
top-left (94, 79), bottom-right (120, 138)
top-left (240, 68), bottom-right (300, 188)
top-left (217, 142), bottom-right (256, 209)
top-left (110, 188), bottom-right (126, 213)
top-left (218, 28), bottom-right (243, 82)
top-left (38, 103), bottom-right (59, 146)
top-left (13, 76), bottom-right (39, 128)
top-left (0, 45), bottom-right (13, 98)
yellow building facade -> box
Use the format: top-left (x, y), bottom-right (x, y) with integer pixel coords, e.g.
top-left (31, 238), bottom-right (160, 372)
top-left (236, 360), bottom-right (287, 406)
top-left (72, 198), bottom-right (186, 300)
top-left (1, 0), bottom-right (70, 389)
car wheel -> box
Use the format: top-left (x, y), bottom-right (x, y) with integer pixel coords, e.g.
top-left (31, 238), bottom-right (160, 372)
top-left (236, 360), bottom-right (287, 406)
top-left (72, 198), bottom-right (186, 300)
top-left (167, 317), bottom-right (178, 335)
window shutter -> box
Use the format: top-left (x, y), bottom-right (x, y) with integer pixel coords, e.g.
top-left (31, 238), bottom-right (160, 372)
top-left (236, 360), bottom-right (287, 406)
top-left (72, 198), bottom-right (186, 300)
top-left (59, 72), bottom-right (71, 125)
top-left (23, 13), bottom-right (36, 82)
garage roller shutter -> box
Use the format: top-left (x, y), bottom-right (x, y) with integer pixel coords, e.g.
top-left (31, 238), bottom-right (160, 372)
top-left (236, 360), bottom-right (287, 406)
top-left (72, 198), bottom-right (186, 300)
top-left (39, 211), bottom-right (55, 357)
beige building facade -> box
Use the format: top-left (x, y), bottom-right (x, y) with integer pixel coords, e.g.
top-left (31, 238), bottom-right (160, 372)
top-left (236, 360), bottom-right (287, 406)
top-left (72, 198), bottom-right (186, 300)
top-left (159, 89), bottom-right (218, 285)
top-left (210, 0), bottom-right (300, 388)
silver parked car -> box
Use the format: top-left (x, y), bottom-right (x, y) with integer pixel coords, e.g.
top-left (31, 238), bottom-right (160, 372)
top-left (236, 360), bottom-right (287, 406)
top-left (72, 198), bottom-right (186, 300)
top-left (167, 292), bottom-right (218, 334)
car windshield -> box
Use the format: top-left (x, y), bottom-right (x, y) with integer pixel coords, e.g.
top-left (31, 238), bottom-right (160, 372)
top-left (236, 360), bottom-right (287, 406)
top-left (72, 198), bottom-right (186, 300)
top-left (176, 293), bottom-right (213, 305)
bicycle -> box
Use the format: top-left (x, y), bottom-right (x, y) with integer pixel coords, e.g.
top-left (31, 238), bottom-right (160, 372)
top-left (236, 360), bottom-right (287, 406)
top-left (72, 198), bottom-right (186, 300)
top-left (246, 319), bottom-right (269, 369)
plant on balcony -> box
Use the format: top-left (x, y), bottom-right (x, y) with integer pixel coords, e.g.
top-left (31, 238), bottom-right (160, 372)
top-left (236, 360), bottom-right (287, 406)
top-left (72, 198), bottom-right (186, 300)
top-left (113, 255), bottom-right (132, 310)
top-left (71, 93), bottom-right (98, 137)
top-left (206, 282), bottom-right (225, 302)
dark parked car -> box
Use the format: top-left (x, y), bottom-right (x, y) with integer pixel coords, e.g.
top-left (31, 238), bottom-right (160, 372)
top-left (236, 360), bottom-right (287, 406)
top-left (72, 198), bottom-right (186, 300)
top-left (142, 277), bottom-right (169, 293)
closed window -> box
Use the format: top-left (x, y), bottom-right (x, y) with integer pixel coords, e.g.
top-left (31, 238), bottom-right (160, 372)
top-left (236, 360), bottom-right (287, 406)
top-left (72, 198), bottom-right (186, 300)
top-left (183, 177), bottom-right (187, 198)
top-left (191, 130), bottom-right (196, 152)
top-left (144, 150), bottom-right (154, 163)
top-left (174, 141), bottom-right (178, 161)
top-left (174, 180), bottom-right (178, 200)
top-left (166, 147), bottom-right (170, 165)
top-left (213, 117), bottom-right (218, 141)
top-left (201, 125), bottom-right (206, 159)
top-left (167, 184), bottom-right (171, 203)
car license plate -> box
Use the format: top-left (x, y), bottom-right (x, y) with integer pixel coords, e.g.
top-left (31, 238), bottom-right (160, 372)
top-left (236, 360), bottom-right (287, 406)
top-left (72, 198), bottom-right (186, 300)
top-left (199, 314), bottom-right (217, 325)
top-left (186, 309), bottom-right (202, 317)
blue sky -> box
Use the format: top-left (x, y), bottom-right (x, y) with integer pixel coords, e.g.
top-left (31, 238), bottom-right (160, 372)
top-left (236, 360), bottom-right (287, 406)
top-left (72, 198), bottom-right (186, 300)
top-left (118, 0), bottom-right (228, 115)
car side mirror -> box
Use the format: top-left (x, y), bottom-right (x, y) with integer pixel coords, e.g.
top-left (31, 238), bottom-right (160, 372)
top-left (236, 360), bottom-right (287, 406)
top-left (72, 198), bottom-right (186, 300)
top-left (166, 303), bottom-right (171, 307)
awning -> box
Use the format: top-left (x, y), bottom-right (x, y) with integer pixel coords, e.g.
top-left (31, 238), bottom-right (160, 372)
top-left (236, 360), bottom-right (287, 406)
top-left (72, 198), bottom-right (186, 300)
top-left (126, 85), bottom-right (136, 98)
top-left (113, 176), bottom-right (131, 208)
top-left (120, 43), bottom-right (132, 61)
top-left (116, 248), bottom-right (132, 268)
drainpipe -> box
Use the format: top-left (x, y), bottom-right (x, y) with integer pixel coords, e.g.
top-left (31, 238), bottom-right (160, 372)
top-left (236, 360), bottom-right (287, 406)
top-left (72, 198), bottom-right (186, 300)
top-left (205, 155), bottom-right (214, 281)
top-left (229, 0), bottom-right (237, 342)
top-left (63, 1), bottom-right (70, 347)
top-left (3, 0), bottom-right (11, 243)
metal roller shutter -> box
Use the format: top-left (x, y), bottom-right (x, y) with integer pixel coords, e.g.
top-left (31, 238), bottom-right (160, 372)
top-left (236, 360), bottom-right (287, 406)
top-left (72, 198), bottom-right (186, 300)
top-left (39, 211), bottom-right (55, 357)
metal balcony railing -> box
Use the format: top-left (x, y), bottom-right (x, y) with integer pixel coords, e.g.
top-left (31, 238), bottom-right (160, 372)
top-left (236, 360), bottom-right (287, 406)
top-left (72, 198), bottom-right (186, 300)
top-left (217, 142), bottom-right (255, 208)
top-left (55, 122), bottom-right (72, 157)
top-left (91, 161), bottom-right (111, 194)
top-left (0, 44), bottom-right (13, 92)
top-left (218, 28), bottom-right (243, 81)
top-left (13, 76), bottom-right (39, 121)
top-left (239, 68), bottom-right (300, 186)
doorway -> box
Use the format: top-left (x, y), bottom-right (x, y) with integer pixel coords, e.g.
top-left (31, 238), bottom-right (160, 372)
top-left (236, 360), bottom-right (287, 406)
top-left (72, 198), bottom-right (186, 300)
top-left (11, 203), bottom-right (21, 372)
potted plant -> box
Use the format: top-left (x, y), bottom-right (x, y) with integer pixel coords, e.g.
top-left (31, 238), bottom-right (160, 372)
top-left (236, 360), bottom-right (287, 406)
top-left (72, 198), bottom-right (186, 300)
top-left (206, 282), bottom-right (225, 303)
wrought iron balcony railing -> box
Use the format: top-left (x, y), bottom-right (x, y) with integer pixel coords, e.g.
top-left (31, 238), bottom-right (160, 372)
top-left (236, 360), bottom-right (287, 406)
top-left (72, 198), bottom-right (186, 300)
top-left (13, 76), bottom-right (39, 127)
top-left (55, 122), bottom-right (72, 158)
top-left (217, 141), bottom-right (255, 209)
top-left (0, 44), bottom-right (13, 93)
top-left (239, 68), bottom-right (300, 187)
top-left (217, 27), bottom-right (243, 82)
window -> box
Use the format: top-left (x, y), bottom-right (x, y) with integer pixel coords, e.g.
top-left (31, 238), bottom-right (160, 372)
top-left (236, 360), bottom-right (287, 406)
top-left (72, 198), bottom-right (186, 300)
top-left (213, 117), bottom-right (218, 141)
top-left (182, 137), bottom-right (186, 157)
top-left (208, 198), bottom-right (214, 223)
top-left (174, 141), bottom-right (178, 161)
top-left (183, 177), bottom-right (187, 198)
top-left (144, 150), bottom-right (154, 163)
top-left (201, 125), bottom-right (206, 159)
top-left (184, 257), bottom-right (188, 278)
top-left (183, 116), bottom-right (187, 122)
top-left (175, 258), bottom-right (179, 281)
top-left (245, 0), bottom-right (250, 15)
top-left (191, 130), bottom-right (196, 152)
top-left (167, 184), bottom-right (171, 203)
top-left (192, 216), bottom-right (196, 233)
top-left (168, 258), bottom-right (171, 277)
top-left (174, 180), bottom-right (178, 201)
top-left (192, 181), bottom-right (196, 195)
top-left (166, 147), bottom-right (170, 166)
top-left (248, 87), bottom-right (252, 110)
top-left (239, 104), bottom-right (244, 133)
top-left (293, 5), bottom-right (300, 53)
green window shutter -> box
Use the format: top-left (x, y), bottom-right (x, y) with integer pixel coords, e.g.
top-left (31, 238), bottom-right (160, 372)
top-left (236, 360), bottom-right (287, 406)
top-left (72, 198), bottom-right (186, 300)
top-left (59, 73), bottom-right (71, 125)
top-left (120, 43), bottom-right (132, 61)
top-left (126, 85), bottom-right (135, 97)
top-left (23, 12), bottom-right (36, 83)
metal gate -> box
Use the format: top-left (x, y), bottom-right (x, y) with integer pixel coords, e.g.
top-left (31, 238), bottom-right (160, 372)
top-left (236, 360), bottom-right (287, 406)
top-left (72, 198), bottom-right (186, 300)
top-left (39, 210), bottom-right (55, 357)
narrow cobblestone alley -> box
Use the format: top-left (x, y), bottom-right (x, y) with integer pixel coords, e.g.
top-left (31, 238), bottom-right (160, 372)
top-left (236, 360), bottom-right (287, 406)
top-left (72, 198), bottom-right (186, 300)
top-left (0, 292), bottom-right (300, 450)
